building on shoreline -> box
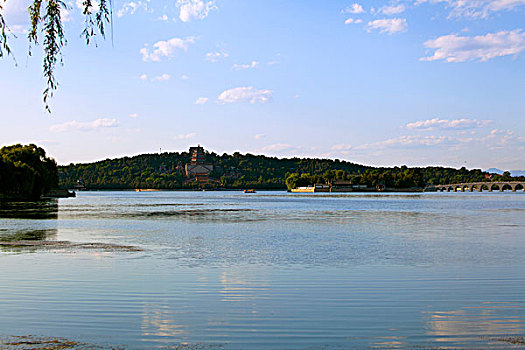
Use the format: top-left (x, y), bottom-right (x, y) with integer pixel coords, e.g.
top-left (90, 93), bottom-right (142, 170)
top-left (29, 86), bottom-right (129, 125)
top-left (290, 181), bottom-right (368, 193)
top-left (184, 145), bottom-right (216, 183)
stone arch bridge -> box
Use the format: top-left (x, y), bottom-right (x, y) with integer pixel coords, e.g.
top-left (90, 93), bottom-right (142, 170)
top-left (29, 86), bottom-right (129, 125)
top-left (433, 182), bottom-right (525, 192)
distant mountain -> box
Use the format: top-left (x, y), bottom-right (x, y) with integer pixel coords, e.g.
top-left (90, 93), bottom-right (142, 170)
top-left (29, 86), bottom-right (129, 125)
top-left (487, 168), bottom-right (504, 174)
top-left (486, 168), bottom-right (525, 177)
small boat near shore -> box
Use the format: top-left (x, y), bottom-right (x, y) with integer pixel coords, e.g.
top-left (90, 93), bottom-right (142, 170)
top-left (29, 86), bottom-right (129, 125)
top-left (244, 189), bottom-right (256, 193)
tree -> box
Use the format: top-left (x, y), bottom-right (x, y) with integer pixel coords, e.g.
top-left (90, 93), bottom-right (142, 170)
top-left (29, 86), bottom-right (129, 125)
top-left (0, 144), bottom-right (58, 199)
top-left (0, 0), bottom-right (111, 112)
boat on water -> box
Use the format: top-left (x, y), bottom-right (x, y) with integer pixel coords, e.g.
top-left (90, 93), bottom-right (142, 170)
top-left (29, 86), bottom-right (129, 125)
top-left (244, 189), bottom-right (256, 193)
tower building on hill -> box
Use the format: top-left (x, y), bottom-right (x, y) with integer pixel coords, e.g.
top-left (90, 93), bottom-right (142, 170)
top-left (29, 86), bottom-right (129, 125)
top-left (185, 145), bottom-right (214, 182)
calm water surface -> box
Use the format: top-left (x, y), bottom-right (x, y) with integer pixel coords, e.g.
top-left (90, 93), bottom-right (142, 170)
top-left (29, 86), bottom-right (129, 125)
top-left (1, 191), bottom-right (524, 349)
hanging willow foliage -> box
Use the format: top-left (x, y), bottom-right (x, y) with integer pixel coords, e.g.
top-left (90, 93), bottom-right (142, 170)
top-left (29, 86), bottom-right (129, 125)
top-left (1, 0), bottom-right (111, 112)
top-left (0, 1), bottom-right (11, 58)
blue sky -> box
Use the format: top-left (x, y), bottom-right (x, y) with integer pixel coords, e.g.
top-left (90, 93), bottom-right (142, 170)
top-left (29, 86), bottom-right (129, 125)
top-left (1, 0), bottom-right (524, 169)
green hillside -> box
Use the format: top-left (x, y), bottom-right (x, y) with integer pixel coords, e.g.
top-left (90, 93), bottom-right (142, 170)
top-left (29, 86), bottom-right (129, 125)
top-left (58, 148), bottom-right (521, 190)
top-left (59, 151), bottom-right (370, 189)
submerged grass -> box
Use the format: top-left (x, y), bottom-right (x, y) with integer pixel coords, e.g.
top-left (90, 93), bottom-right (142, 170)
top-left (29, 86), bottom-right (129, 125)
top-left (0, 240), bottom-right (142, 252)
top-left (0, 335), bottom-right (118, 349)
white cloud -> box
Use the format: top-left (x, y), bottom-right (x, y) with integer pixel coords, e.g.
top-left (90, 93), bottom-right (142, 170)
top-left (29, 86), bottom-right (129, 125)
top-left (379, 4), bottom-right (406, 15)
top-left (140, 37), bottom-right (195, 62)
top-left (406, 117), bottom-right (491, 130)
top-left (117, 1), bottom-right (146, 17)
top-left (129, 113), bottom-right (139, 118)
top-left (50, 118), bottom-right (118, 132)
top-left (232, 61), bottom-right (259, 70)
top-left (344, 3), bottom-right (365, 14)
top-left (345, 18), bottom-right (363, 24)
top-left (422, 30), bottom-right (525, 62)
top-left (368, 18), bottom-right (408, 34)
top-left (174, 132), bottom-right (197, 140)
top-left (194, 97), bottom-right (209, 105)
top-left (180, 74), bottom-right (190, 80)
top-left (206, 50), bottom-right (229, 62)
top-left (217, 87), bottom-right (273, 104)
top-left (254, 134), bottom-right (266, 139)
top-left (151, 73), bottom-right (171, 82)
top-left (139, 74), bottom-right (148, 80)
top-left (177, 0), bottom-right (216, 22)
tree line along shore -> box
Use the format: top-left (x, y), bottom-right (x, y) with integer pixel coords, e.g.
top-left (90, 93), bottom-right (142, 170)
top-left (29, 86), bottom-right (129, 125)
top-left (57, 147), bottom-right (522, 191)
top-left (2, 144), bottom-right (523, 201)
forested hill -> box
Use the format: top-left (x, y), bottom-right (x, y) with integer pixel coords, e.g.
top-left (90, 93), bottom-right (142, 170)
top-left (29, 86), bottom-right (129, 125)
top-left (59, 151), bottom-right (370, 189)
top-left (58, 150), bottom-right (519, 190)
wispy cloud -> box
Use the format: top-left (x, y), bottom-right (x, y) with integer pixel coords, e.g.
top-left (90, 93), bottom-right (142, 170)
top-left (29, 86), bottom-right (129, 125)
top-left (368, 18), bottom-right (408, 34)
top-left (194, 97), bottom-right (209, 105)
top-left (232, 61), bottom-right (259, 70)
top-left (151, 73), bottom-right (171, 82)
top-left (176, 0), bottom-right (216, 22)
top-left (331, 144), bottom-right (352, 151)
top-left (406, 117), bottom-right (491, 130)
top-left (422, 29), bottom-right (525, 62)
top-left (217, 87), bottom-right (273, 104)
top-left (254, 134), bottom-right (266, 139)
top-left (344, 3), bottom-right (365, 14)
top-left (7, 24), bottom-right (28, 34)
top-left (140, 37), bottom-right (196, 62)
top-left (206, 50), bottom-right (229, 62)
top-left (377, 4), bottom-right (406, 15)
top-left (416, 0), bottom-right (525, 19)
top-left (356, 135), bottom-right (456, 150)
top-left (117, 1), bottom-right (146, 18)
top-left (345, 18), bottom-right (363, 24)
top-left (50, 118), bottom-right (118, 132)
top-left (261, 143), bottom-right (300, 153)
top-left (174, 132), bottom-right (197, 140)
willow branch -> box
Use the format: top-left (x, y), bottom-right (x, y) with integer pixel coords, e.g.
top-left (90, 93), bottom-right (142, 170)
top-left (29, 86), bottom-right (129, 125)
top-left (0, 1), bottom-right (11, 57)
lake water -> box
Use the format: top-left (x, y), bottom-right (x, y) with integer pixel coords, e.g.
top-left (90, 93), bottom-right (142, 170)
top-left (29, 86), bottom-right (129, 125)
top-left (1, 191), bottom-right (524, 349)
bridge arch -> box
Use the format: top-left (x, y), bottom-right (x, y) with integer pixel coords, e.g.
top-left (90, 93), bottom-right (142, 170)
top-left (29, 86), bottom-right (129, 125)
top-left (472, 184), bottom-right (482, 192)
top-left (433, 182), bottom-right (524, 193)
top-left (502, 184), bottom-right (513, 192)
top-left (489, 184), bottom-right (500, 192)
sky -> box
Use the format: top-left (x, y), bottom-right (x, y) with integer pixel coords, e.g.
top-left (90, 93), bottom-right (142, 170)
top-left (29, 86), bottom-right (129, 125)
top-left (0, 0), bottom-right (524, 170)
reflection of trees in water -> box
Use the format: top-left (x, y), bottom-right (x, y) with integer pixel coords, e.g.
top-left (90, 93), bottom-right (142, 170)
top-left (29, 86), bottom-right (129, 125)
top-left (0, 200), bottom-right (58, 252)
top-left (0, 229), bottom-right (57, 242)
top-left (0, 200), bottom-right (58, 219)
